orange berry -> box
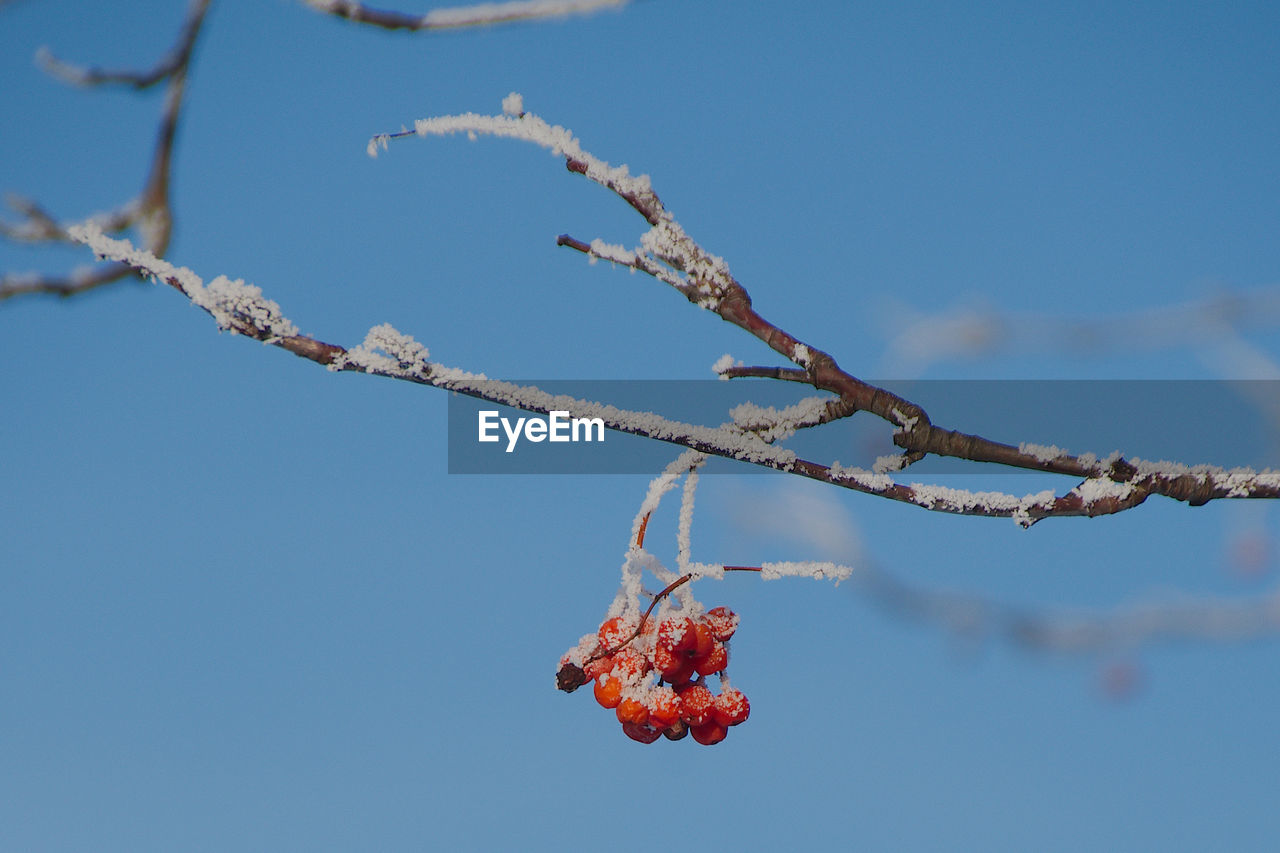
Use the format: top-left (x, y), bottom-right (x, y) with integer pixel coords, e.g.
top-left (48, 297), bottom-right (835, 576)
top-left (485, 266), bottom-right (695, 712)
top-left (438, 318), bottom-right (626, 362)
top-left (704, 606), bottom-right (739, 641)
top-left (694, 640), bottom-right (728, 676)
top-left (711, 687), bottom-right (750, 726)
top-left (647, 687), bottom-right (682, 729)
top-left (616, 696), bottom-right (650, 726)
top-left (593, 675), bottom-right (622, 709)
top-left (598, 615), bottom-right (636, 651)
top-left (677, 682), bottom-right (714, 726)
top-left (690, 720), bottom-right (729, 745)
top-left (611, 646), bottom-right (651, 682)
top-left (583, 654), bottom-right (613, 682)
top-left (690, 621), bottom-right (715, 661)
top-left (621, 721), bottom-right (662, 744)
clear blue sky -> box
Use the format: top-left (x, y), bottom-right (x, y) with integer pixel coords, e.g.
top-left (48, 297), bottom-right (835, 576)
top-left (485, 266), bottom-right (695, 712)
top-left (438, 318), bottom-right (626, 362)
top-left (3, 2), bottom-right (1280, 850)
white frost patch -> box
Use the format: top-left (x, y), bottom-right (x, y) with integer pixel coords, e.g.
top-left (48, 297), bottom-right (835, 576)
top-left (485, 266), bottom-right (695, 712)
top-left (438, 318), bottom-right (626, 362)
top-left (729, 396), bottom-right (829, 429)
top-left (587, 238), bottom-right (636, 266)
top-left (1072, 477), bottom-right (1135, 503)
top-left (792, 343), bottom-right (812, 368)
top-left (408, 107), bottom-right (651, 201)
top-left (381, 99), bottom-right (735, 314)
top-left (711, 353), bottom-right (739, 378)
top-left (336, 322), bottom-right (431, 376)
top-left (1019, 442), bottom-right (1068, 463)
top-left (760, 561), bottom-right (853, 584)
top-left (828, 462), bottom-right (895, 492)
top-left (204, 276), bottom-right (299, 340)
top-left (891, 408), bottom-right (919, 432)
top-left (676, 468), bottom-right (699, 571)
top-left (873, 454), bottom-right (908, 474)
top-left (501, 91), bottom-right (524, 116)
top-left (68, 225), bottom-right (299, 340)
top-left (420, 0), bottom-right (627, 28)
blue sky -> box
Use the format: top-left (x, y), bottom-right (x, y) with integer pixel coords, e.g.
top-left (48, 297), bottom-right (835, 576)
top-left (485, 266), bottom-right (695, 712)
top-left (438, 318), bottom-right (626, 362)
top-left (3, 1), bottom-right (1280, 850)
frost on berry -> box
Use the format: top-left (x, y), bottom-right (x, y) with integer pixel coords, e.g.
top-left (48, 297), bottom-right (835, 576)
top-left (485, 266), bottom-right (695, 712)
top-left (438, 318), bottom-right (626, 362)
top-left (583, 655), bottom-right (614, 682)
top-left (647, 686), bottom-right (682, 730)
top-left (611, 646), bottom-right (651, 682)
top-left (705, 606), bottom-right (739, 642)
top-left (677, 682), bottom-right (714, 727)
top-left (712, 687), bottom-right (750, 727)
top-left (598, 615), bottom-right (637, 651)
top-left (658, 616), bottom-right (697, 655)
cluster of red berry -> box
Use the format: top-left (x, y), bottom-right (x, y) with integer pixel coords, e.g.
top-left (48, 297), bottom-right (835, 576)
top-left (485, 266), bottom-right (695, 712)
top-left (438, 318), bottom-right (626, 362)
top-left (558, 606), bottom-right (750, 745)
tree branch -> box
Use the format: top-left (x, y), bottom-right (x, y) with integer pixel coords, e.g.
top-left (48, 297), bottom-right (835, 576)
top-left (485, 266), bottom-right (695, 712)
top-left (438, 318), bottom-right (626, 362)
top-left (0, 0), bottom-right (210, 303)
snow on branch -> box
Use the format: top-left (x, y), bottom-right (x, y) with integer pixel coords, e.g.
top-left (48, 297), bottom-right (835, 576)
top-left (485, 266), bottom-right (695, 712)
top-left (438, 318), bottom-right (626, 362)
top-left (305, 0), bottom-right (626, 32)
top-left (372, 94), bottom-right (1280, 519)
top-left (66, 126), bottom-right (1280, 525)
top-left (70, 225), bottom-right (299, 341)
top-left (372, 97), bottom-right (735, 311)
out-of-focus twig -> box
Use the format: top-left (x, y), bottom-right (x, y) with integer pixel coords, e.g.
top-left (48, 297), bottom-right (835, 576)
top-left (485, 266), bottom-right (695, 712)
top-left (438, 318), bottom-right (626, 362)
top-left (878, 287), bottom-right (1280, 376)
top-left (302, 0), bottom-right (627, 32)
top-left (0, 0), bottom-right (210, 302)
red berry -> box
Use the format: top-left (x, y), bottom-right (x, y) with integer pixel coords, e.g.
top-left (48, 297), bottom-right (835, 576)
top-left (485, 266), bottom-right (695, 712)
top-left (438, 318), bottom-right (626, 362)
top-left (704, 606), bottom-right (739, 641)
top-left (593, 675), bottom-right (622, 709)
top-left (690, 720), bottom-right (729, 745)
top-left (661, 658), bottom-right (697, 688)
top-left (711, 687), bottom-right (750, 726)
top-left (690, 621), bottom-right (715, 661)
top-left (677, 682), bottom-right (714, 726)
top-left (694, 640), bottom-right (728, 676)
top-left (621, 721), bottom-right (662, 744)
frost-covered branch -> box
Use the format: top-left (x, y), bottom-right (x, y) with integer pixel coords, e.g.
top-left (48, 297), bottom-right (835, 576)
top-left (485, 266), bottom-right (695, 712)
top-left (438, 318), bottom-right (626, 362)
top-left (303, 0), bottom-right (626, 32)
top-left (373, 96), bottom-right (1280, 521)
top-left (67, 224), bottom-right (1280, 528)
top-left (0, 0), bottom-right (209, 302)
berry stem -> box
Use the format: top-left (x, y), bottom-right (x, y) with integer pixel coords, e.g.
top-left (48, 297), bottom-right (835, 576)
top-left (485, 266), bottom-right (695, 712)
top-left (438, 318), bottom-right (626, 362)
top-left (636, 511), bottom-right (651, 548)
top-left (585, 566), bottom-right (763, 665)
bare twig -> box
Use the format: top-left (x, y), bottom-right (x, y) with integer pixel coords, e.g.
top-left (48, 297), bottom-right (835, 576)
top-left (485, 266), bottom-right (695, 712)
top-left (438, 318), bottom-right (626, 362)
top-left (0, 0), bottom-right (210, 302)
